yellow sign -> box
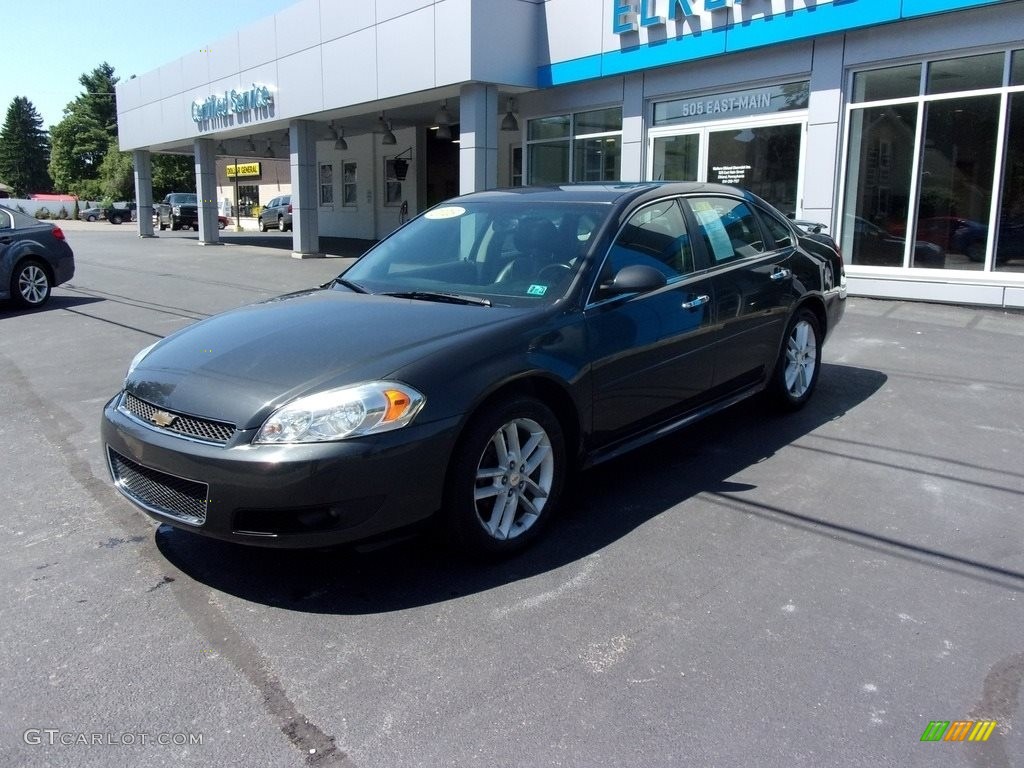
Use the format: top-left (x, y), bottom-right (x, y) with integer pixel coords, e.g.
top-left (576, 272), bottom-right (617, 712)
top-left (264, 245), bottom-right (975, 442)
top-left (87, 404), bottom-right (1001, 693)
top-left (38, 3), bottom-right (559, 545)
top-left (226, 162), bottom-right (261, 179)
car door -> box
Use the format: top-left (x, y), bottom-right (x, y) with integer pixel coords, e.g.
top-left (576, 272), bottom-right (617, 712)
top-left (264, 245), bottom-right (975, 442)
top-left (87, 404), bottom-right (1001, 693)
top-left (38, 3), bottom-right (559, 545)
top-left (585, 198), bottom-right (718, 447)
top-left (682, 195), bottom-right (796, 392)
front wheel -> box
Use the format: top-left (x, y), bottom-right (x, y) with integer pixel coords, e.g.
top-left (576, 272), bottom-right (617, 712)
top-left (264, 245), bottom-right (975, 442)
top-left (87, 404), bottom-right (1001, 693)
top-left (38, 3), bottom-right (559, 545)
top-left (258, 218), bottom-right (267, 232)
top-left (770, 309), bottom-right (822, 410)
top-left (444, 397), bottom-right (565, 556)
top-left (11, 259), bottom-right (52, 308)
top-left (109, 214), bottom-right (123, 225)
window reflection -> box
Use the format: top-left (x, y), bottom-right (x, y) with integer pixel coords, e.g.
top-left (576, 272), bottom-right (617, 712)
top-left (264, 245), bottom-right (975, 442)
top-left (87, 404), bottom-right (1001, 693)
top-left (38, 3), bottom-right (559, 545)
top-left (995, 92), bottom-right (1024, 272)
top-left (841, 104), bottom-right (918, 267)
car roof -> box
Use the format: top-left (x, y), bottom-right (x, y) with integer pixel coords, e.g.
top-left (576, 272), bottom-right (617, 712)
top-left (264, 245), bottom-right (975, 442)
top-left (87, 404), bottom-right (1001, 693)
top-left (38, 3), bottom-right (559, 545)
top-left (454, 182), bottom-right (759, 206)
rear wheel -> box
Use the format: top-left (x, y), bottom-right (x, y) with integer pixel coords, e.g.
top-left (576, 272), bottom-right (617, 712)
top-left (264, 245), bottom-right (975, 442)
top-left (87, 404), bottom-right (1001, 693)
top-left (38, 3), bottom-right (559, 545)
top-left (770, 309), bottom-right (822, 410)
top-left (278, 215), bottom-right (284, 231)
top-left (444, 397), bottom-right (565, 556)
top-left (11, 259), bottom-right (52, 308)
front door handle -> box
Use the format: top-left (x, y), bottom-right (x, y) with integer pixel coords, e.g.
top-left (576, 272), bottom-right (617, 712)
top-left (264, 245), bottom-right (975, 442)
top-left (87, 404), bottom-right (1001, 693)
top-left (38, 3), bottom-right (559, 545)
top-left (770, 268), bottom-right (792, 281)
top-left (681, 294), bottom-right (710, 310)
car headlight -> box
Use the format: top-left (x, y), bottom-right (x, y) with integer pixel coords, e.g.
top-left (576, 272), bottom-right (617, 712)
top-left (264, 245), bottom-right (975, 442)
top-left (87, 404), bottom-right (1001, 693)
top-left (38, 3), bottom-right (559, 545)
top-left (254, 382), bottom-right (425, 444)
top-left (125, 342), bottom-right (158, 383)
top-left (172, 205), bottom-right (182, 215)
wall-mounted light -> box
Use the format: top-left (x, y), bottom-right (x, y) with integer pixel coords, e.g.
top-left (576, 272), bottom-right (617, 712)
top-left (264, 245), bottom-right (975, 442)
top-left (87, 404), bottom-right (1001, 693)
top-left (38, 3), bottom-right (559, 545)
top-left (390, 147), bottom-right (413, 180)
top-left (245, 136), bottom-right (256, 153)
top-left (265, 140), bottom-right (275, 158)
top-left (501, 97), bottom-right (519, 132)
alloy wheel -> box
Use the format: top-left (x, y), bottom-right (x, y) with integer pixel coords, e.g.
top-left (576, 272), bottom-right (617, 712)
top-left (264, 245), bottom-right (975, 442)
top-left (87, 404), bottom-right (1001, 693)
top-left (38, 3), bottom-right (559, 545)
top-left (784, 319), bottom-right (817, 398)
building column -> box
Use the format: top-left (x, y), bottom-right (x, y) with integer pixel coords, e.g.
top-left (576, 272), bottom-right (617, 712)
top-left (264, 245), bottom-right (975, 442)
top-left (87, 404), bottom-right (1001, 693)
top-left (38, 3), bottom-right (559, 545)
top-left (459, 83), bottom-right (499, 194)
top-left (133, 150), bottom-right (155, 238)
top-left (290, 119), bottom-right (320, 258)
top-left (621, 73), bottom-right (644, 182)
top-left (193, 138), bottom-right (219, 245)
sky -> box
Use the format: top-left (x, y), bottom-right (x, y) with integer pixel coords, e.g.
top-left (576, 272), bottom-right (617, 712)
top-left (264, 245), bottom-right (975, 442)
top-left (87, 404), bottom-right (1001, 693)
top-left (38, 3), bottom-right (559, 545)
top-left (3, 0), bottom-right (298, 130)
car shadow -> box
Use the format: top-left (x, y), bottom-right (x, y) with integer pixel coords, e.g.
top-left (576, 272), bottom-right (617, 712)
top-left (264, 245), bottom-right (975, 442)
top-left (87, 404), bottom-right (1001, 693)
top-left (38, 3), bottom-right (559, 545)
top-left (153, 362), bottom-right (888, 613)
top-left (0, 294), bottom-right (105, 318)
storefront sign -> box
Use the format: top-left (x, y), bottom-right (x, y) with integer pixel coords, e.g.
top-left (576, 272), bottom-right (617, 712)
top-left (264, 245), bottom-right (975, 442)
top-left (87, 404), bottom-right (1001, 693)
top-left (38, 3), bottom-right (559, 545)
top-left (226, 163), bottom-right (262, 179)
top-left (614, 0), bottom-right (746, 33)
top-left (191, 85), bottom-right (273, 124)
top-left (654, 82), bottom-right (809, 125)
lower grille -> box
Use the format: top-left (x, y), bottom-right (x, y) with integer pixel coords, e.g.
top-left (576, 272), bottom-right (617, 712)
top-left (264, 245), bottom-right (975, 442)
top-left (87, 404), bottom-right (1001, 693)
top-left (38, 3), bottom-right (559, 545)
top-left (108, 448), bottom-right (208, 526)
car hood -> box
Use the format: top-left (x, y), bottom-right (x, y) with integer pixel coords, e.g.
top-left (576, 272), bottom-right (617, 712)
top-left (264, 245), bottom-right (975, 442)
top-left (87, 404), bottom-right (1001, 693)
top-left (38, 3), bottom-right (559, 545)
top-left (127, 289), bottom-right (529, 429)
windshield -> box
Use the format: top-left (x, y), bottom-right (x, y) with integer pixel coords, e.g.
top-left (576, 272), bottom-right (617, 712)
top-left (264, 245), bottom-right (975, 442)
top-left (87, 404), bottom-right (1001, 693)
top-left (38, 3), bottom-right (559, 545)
top-left (170, 194), bottom-right (198, 204)
top-left (341, 201), bottom-right (611, 306)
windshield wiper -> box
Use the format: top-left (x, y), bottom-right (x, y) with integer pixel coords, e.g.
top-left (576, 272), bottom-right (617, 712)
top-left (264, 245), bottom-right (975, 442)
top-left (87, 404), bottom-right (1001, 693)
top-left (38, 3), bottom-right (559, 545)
top-left (382, 291), bottom-right (491, 307)
top-left (323, 277), bottom-right (367, 293)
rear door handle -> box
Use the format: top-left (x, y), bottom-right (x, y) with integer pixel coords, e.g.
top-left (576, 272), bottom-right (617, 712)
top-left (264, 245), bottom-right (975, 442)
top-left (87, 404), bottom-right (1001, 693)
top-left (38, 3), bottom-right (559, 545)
top-left (770, 268), bottom-right (792, 281)
top-left (681, 294), bottom-right (710, 310)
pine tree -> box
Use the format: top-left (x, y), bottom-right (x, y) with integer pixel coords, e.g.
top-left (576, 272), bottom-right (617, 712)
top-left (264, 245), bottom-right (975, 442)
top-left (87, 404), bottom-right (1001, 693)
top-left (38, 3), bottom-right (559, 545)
top-left (0, 96), bottom-right (52, 196)
top-left (49, 62), bottom-right (119, 196)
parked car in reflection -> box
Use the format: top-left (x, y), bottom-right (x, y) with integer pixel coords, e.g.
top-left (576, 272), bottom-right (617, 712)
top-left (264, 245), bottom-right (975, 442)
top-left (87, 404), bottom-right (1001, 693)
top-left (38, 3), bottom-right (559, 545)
top-left (258, 195), bottom-right (292, 232)
top-left (80, 206), bottom-right (104, 222)
top-left (848, 216), bottom-right (945, 268)
top-left (887, 215), bottom-right (1024, 264)
top-left (0, 204), bottom-right (75, 308)
top-left (102, 183), bottom-right (845, 557)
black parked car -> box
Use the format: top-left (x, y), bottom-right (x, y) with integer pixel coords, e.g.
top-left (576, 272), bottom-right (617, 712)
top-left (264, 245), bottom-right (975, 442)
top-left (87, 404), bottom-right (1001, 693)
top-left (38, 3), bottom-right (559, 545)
top-left (102, 183), bottom-right (845, 555)
top-left (1, 205), bottom-right (76, 308)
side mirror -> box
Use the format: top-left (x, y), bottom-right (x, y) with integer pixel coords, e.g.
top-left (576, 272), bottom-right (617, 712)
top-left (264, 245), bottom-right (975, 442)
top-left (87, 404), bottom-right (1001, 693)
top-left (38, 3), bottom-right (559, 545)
top-left (605, 264), bottom-right (668, 296)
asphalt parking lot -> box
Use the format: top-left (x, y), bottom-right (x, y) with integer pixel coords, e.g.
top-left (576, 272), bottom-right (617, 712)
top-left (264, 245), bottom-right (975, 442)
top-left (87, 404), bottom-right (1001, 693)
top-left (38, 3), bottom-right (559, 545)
top-left (1, 221), bottom-right (1022, 767)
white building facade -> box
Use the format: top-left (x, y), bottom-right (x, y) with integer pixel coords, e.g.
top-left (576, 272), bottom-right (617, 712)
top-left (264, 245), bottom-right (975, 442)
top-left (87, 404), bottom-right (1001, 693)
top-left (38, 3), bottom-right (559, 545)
top-left (117, 0), bottom-right (1024, 307)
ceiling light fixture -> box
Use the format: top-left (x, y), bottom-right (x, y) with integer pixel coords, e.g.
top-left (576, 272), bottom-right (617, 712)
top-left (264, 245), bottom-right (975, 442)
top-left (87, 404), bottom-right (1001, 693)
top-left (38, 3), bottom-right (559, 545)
top-left (434, 100), bottom-right (452, 126)
top-left (382, 119), bottom-right (397, 146)
top-left (501, 97), bottom-right (519, 132)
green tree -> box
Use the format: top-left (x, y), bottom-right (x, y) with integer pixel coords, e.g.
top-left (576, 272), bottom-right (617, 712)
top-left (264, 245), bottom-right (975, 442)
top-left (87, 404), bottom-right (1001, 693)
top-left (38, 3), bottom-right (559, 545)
top-left (152, 155), bottom-right (195, 199)
top-left (99, 140), bottom-right (134, 201)
top-left (0, 97), bottom-right (52, 196)
top-left (49, 62), bottom-right (118, 196)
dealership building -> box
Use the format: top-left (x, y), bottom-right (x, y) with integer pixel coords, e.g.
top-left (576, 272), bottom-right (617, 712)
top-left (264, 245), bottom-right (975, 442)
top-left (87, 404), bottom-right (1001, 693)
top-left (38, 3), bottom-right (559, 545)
top-left (116, 0), bottom-right (1024, 307)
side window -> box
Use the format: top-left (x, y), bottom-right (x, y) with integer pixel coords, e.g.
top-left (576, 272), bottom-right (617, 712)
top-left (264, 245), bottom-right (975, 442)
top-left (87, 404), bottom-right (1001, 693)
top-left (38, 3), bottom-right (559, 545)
top-left (688, 197), bottom-right (766, 263)
top-left (604, 199), bottom-right (694, 280)
top-left (759, 208), bottom-right (796, 249)
top-left (0, 210), bottom-right (11, 230)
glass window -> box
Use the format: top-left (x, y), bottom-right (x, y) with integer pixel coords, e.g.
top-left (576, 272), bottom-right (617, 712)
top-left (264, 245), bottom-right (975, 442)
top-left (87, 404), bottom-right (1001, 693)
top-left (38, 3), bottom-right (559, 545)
top-left (603, 200), bottom-right (693, 282)
top-left (528, 142), bottom-right (570, 184)
top-left (653, 82), bottom-right (809, 126)
top-left (511, 146), bottom-right (523, 187)
top-left (574, 107), bottom-right (622, 134)
top-left (759, 208), bottom-right (796, 249)
top-left (841, 104), bottom-right (918, 267)
top-left (707, 123), bottom-right (802, 216)
top-left (319, 164), bottom-right (333, 206)
top-left (913, 94), bottom-right (1000, 269)
top-left (852, 65), bottom-right (921, 103)
top-left (1012, 50), bottom-right (1024, 86)
top-left (926, 53), bottom-right (1004, 95)
top-left (688, 197), bottom-right (765, 263)
top-left (342, 162), bottom-right (357, 207)
top-left (652, 134), bottom-right (699, 181)
top-left (574, 136), bottom-right (621, 182)
top-left (528, 115), bottom-right (570, 141)
top-left (995, 92), bottom-right (1024, 273)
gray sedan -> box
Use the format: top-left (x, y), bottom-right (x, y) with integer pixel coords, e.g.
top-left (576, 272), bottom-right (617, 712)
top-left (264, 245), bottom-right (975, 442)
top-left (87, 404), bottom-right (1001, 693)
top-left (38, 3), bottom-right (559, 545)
top-left (0, 205), bottom-right (76, 308)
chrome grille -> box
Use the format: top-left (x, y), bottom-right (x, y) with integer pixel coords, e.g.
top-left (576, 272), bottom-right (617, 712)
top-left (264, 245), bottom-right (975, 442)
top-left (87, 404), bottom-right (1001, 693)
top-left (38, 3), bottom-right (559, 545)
top-left (108, 448), bottom-right (208, 526)
top-left (122, 392), bottom-right (235, 444)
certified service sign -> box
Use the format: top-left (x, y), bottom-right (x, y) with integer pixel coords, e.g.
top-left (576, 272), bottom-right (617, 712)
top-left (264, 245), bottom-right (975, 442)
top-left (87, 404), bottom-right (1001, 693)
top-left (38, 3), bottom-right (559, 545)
top-left (192, 84), bottom-right (274, 124)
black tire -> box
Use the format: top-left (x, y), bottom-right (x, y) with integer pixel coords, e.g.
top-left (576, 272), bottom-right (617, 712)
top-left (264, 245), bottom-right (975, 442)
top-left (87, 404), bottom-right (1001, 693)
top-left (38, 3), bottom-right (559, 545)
top-left (10, 258), bottom-right (52, 309)
top-left (258, 218), bottom-right (267, 232)
top-left (278, 215), bottom-right (284, 231)
top-left (170, 217), bottom-right (180, 231)
top-left (966, 241), bottom-right (985, 263)
top-left (218, 219), bottom-right (226, 230)
top-left (158, 218), bottom-right (167, 231)
top-left (444, 396), bottom-right (565, 556)
top-left (86, 214), bottom-right (96, 222)
top-left (769, 308), bottom-right (822, 411)
top-left (109, 214), bottom-right (123, 225)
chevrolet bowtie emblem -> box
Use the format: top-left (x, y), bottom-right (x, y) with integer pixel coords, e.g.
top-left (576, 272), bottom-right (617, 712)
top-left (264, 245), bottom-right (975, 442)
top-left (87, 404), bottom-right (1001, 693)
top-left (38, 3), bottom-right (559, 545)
top-left (151, 410), bottom-right (177, 428)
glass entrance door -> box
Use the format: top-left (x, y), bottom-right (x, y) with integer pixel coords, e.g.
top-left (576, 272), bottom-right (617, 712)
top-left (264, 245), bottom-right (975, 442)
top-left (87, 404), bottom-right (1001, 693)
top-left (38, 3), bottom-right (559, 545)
top-left (649, 119), bottom-right (805, 217)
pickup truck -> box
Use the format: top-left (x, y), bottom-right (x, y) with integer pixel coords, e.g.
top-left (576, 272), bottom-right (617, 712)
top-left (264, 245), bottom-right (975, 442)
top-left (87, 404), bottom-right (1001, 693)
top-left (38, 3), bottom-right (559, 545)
top-left (104, 202), bottom-right (137, 225)
top-left (155, 193), bottom-right (199, 231)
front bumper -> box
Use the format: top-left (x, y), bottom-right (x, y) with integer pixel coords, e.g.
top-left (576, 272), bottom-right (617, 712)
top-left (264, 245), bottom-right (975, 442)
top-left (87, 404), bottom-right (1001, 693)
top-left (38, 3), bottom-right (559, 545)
top-left (101, 393), bottom-right (461, 548)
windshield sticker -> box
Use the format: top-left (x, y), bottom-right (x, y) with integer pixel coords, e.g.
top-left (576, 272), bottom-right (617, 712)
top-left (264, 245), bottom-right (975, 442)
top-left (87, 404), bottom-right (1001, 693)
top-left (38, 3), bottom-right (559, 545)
top-left (424, 205), bottom-right (466, 220)
top-left (527, 284), bottom-right (548, 296)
